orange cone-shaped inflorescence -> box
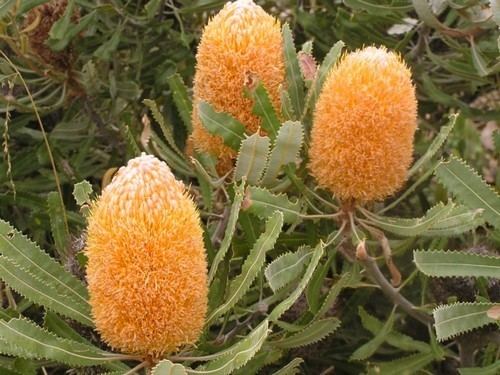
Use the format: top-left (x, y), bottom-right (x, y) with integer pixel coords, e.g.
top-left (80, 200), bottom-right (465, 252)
top-left (86, 154), bottom-right (208, 357)
top-left (308, 46), bottom-right (417, 202)
top-left (190, 0), bottom-right (285, 173)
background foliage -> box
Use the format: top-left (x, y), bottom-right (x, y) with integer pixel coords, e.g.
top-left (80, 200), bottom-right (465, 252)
top-left (0, 0), bottom-right (499, 374)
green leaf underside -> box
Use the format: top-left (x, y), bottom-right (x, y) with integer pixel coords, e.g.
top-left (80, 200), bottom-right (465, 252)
top-left (420, 205), bottom-right (484, 237)
top-left (153, 359), bottom-right (189, 375)
top-left (234, 134), bottom-right (271, 185)
top-left (207, 212), bottom-right (284, 323)
top-left (414, 250), bottom-right (500, 278)
top-left (73, 180), bottom-right (93, 206)
top-left (433, 302), bottom-right (498, 341)
top-left (435, 156), bottom-right (500, 228)
top-left (265, 247), bottom-right (312, 292)
top-left (248, 82), bottom-right (281, 139)
top-left (275, 318), bottom-right (340, 348)
top-left (243, 186), bottom-right (301, 224)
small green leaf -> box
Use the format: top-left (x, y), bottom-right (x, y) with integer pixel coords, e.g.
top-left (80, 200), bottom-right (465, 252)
top-left (207, 212), bottom-right (283, 324)
top-left (414, 250), bottom-right (500, 278)
top-left (47, 192), bottom-right (69, 260)
top-left (265, 247), bottom-right (312, 292)
top-left (234, 134), bottom-right (270, 185)
top-left (145, 0), bottom-right (163, 19)
top-left (243, 186), bottom-right (301, 224)
top-left (47, 8), bottom-right (97, 52)
top-left (435, 156), bottom-right (500, 228)
top-left (73, 180), bottom-right (93, 206)
top-left (408, 114), bottom-right (457, 177)
top-left (94, 27), bottom-right (122, 61)
top-left (272, 358), bottom-right (304, 375)
top-left (433, 302), bottom-right (498, 341)
top-left (369, 352), bottom-right (437, 375)
top-left (459, 360), bottom-right (500, 375)
top-left (198, 101), bottom-right (245, 150)
top-left (269, 241), bottom-right (324, 321)
top-left (282, 24), bottom-right (305, 119)
top-left (261, 121), bottom-right (304, 186)
top-left (167, 74), bottom-right (193, 132)
top-left (275, 318), bottom-right (340, 348)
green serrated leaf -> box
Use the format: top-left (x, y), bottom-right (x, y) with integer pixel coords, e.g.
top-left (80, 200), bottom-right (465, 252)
top-left (459, 360), bottom-right (500, 375)
top-left (47, 7), bottom-right (96, 52)
top-left (73, 180), bottom-right (93, 206)
top-left (422, 206), bottom-right (484, 237)
top-left (265, 247), bottom-right (312, 292)
top-left (198, 101), bottom-right (245, 150)
top-left (282, 24), bottom-right (305, 119)
top-left (207, 212), bottom-right (283, 324)
top-left (368, 351), bottom-right (436, 375)
top-left (0, 318), bottom-right (116, 366)
top-left (408, 114), bottom-right (457, 177)
top-left (269, 241), bottom-right (324, 322)
top-left (358, 307), bottom-right (430, 353)
top-left (433, 302), bottom-right (498, 341)
top-left (234, 134), bottom-right (270, 185)
top-left (94, 27), bottom-right (122, 61)
top-left (261, 121), bottom-right (304, 186)
top-left (243, 186), bottom-right (301, 224)
top-left (246, 82), bottom-right (281, 139)
top-left (153, 359), bottom-right (189, 375)
top-left (272, 357), bottom-right (304, 375)
top-left (362, 201), bottom-right (455, 237)
top-left (435, 156), bottom-right (500, 228)
top-left (192, 320), bottom-right (269, 375)
top-left (313, 271), bottom-right (352, 321)
top-left (143, 99), bottom-right (184, 157)
top-left (351, 309), bottom-right (396, 361)
top-left (306, 40), bottom-right (344, 114)
top-left (275, 318), bottom-right (340, 349)
top-left (414, 250), bottom-right (500, 278)
top-left (167, 74), bottom-right (193, 132)
top-left (280, 88), bottom-right (295, 121)
top-left (208, 182), bottom-right (245, 283)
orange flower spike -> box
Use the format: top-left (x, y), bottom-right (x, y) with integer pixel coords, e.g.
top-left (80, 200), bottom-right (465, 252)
top-left (86, 154), bottom-right (208, 357)
top-left (308, 46), bottom-right (418, 202)
top-left (190, 0), bottom-right (285, 172)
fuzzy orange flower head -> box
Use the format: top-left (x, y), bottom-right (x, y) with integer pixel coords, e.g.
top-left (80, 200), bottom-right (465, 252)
top-left (308, 46), bottom-right (417, 202)
top-left (190, 0), bottom-right (285, 173)
top-left (85, 154), bottom-right (208, 357)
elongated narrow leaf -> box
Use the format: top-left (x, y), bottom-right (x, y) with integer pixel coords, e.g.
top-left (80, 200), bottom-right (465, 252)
top-left (459, 360), bottom-right (500, 375)
top-left (314, 272), bottom-right (352, 321)
top-left (265, 247), bottom-right (312, 292)
top-left (0, 318), bottom-right (116, 366)
top-left (358, 307), bottom-right (430, 353)
top-left (414, 250), bottom-right (500, 278)
top-left (0, 256), bottom-right (93, 326)
top-left (191, 320), bottom-right (269, 375)
top-left (433, 303), bottom-right (498, 341)
top-left (422, 206), bottom-right (484, 237)
top-left (261, 121), bottom-right (304, 186)
top-left (209, 182), bottom-right (245, 283)
top-left (153, 360), bottom-right (189, 375)
top-left (269, 242), bottom-right (324, 321)
top-left (0, 0), bottom-right (16, 18)
top-left (167, 73), bottom-right (193, 132)
top-left (0, 220), bottom-right (89, 306)
top-left (435, 156), bottom-right (500, 228)
top-left (272, 358), bottom-right (304, 375)
top-left (282, 24), bottom-right (305, 119)
top-left (243, 186), bottom-right (301, 224)
top-left (198, 101), bottom-right (245, 150)
top-left (408, 114), bottom-right (457, 177)
top-left (369, 352), bottom-right (436, 375)
top-left (275, 318), bottom-right (340, 348)
top-left (280, 89), bottom-right (295, 121)
top-left (351, 309), bottom-right (396, 361)
top-left (247, 82), bottom-right (281, 139)
top-left (207, 212), bottom-right (283, 324)
top-left (47, 192), bottom-right (69, 260)
top-left (47, 10), bottom-right (96, 51)
top-left (234, 134), bottom-right (270, 185)
top-left (143, 99), bottom-right (184, 157)
top-left (307, 41), bottom-right (344, 112)
top-left (362, 202), bottom-right (454, 237)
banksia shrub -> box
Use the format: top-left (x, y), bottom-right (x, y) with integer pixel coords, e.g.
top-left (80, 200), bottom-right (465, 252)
top-left (308, 46), bottom-right (417, 202)
top-left (85, 154), bottom-right (208, 357)
top-left (190, 0), bottom-right (285, 172)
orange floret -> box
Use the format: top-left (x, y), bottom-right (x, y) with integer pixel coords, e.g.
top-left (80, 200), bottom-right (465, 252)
top-left (308, 46), bottom-right (417, 202)
top-left (190, 0), bottom-right (285, 173)
top-left (85, 154), bottom-right (207, 357)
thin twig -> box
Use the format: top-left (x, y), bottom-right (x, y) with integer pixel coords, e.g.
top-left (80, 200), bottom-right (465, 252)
top-left (123, 361), bottom-right (148, 375)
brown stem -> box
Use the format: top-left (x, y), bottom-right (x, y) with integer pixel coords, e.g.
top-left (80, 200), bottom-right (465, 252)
top-left (356, 242), bottom-right (433, 326)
